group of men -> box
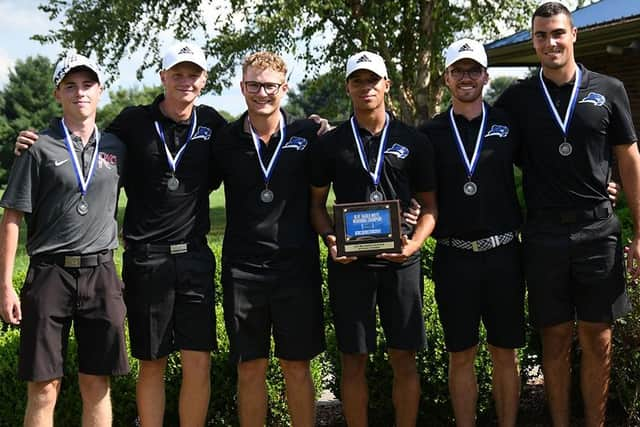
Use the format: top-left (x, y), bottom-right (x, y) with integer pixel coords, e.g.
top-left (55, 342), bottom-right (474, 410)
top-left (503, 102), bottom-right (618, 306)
top-left (0, 2), bottom-right (638, 426)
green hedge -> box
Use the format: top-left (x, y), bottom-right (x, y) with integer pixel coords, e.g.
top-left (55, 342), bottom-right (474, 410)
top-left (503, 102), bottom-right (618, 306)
top-left (1, 237), bottom-right (639, 425)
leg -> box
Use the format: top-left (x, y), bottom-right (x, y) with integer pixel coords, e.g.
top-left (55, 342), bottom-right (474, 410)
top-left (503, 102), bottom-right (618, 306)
top-left (279, 359), bottom-right (316, 427)
top-left (541, 322), bottom-right (574, 427)
top-left (78, 373), bottom-right (112, 427)
top-left (340, 353), bottom-right (368, 427)
top-left (577, 321), bottom-right (612, 427)
top-left (388, 349), bottom-right (420, 427)
top-left (488, 345), bottom-right (520, 427)
top-left (137, 357), bottom-right (168, 427)
top-left (179, 350), bottom-right (212, 427)
top-left (24, 379), bottom-right (61, 427)
top-left (237, 358), bottom-right (269, 427)
top-left (448, 346), bottom-right (478, 427)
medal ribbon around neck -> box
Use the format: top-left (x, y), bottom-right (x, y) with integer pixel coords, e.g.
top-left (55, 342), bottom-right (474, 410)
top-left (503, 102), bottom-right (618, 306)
top-left (448, 103), bottom-right (488, 180)
top-left (60, 119), bottom-right (101, 197)
top-left (538, 67), bottom-right (582, 139)
top-left (154, 109), bottom-right (198, 175)
top-left (248, 110), bottom-right (286, 186)
top-left (350, 112), bottom-right (390, 188)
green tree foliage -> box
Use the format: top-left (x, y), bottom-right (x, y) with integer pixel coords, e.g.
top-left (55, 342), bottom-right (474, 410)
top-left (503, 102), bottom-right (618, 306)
top-left (285, 70), bottom-right (351, 123)
top-left (485, 75), bottom-right (518, 106)
top-left (35, 0), bottom-right (538, 125)
top-left (97, 85), bottom-right (162, 129)
top-left (0, 56), bottom-right (61, 183)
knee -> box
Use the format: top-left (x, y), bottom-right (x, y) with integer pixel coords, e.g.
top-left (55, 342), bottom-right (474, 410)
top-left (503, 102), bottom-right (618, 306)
top-left (488, 346), bottom-right (519, 369)
top-left (280, 359), bottom-right (312, 383)
top-left (78, 374), bottom-right (110, 403)
top-left (237, 359), bottom-right (268, 385)
top-left (181, 350), bottom-right (212, 378)
top-left (139, 357), bottom-right (168, 379)
top-left (448, 346), bottom-right (477, 371)
top-left (388, 349), bottom-right (418, 379)
top-left (27, 379), bottom-right (61, 410)
top-left (578, 322), bottom-right (612, 356)
top-left (341, 353), bottom-right (368, 380)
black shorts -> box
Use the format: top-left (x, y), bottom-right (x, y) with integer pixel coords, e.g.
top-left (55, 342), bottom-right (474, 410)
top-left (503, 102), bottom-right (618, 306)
top-left (222, 253), bottom-right (325, 363)
top-left (123, 243), bottom-right (217, 360)
top-left (433, 240), bottom-right (525, 352)
top-left (19, 258), bottom-right (129, 381)
top-left (328, 259), bottom-right (426, 354)
top-left (523, 214), bottom-right (631, 328)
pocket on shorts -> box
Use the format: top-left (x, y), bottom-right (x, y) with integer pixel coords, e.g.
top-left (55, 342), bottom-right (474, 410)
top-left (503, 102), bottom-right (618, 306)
top-left (19, 266), bottom-right (36, 298)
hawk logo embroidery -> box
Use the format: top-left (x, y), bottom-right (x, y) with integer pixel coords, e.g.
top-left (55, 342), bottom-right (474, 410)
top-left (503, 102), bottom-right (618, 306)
top-left (384, 143), bottom-right (410, 159)
top-left (578, 92), bottom-right (606, 107)
top-left (98, 152), bottom-right (117, 169)
top-left (192, 126), bottom-right (212, 141)
top-left (356, 54), bottom-right (371, 63)
top-left (283, 136), bottom-right (308, 151)
top-left (458, 43), bottom-right (473, 52)
top-left (178, 46), bottom-right (194, 55)
top-left (485, 124), bottom-right (510, 138)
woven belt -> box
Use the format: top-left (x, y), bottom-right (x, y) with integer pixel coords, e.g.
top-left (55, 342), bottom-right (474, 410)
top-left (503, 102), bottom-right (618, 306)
top-left (438, 232), bottom-right (516, 252)
top-left (32, 250), bottom-right (113, 268)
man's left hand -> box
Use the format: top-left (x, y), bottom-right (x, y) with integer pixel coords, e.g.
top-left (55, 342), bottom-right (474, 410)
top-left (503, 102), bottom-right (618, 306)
top-left (308, 114), bottom-right (334, 135)
top-left (377, 235), bottom-right (421, 263)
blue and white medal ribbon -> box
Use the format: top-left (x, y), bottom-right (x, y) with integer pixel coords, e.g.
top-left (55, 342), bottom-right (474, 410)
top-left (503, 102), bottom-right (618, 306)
top-left (350, 113), bottom-right (390, 202)
top-left (249, 110), bottom-right (286, 203)
top-left (60, 119), bottom-right (100, 215)
top-left (538, 67), bottom-right (582, 157)
top-left (154, 109), bottom-right (198, 191)
top-left (448, 103), bottom-right (487, 196)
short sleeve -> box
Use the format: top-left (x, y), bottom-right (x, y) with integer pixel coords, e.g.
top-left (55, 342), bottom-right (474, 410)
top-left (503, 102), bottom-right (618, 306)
top-left (0, 150), bottom-right (39, 213)
top-left (608, 80), bottom-right (637, 146)
top-left (310, 133), bottom-right (334, 188)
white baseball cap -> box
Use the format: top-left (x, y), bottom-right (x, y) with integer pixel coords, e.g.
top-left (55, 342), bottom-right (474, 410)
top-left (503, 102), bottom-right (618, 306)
top-left (162, 42), bottom-right (207, 71)
top-left (444, 39), bottom-right (488, 68)
top-left (346, 51), bottom-right (388, 79)
top-left (53, 50), bottom-right (103, 88)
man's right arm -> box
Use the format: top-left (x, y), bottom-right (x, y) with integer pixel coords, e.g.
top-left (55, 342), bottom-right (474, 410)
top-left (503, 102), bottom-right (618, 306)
top-left (310, 185), bottom-right (357, 264)
top-left (0, 209), bottom-right (23, 324)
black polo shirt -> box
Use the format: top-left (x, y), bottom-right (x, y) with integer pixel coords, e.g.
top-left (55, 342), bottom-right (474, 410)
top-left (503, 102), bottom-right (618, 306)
top-left (419, 105), bottom-right (522, 239)
top-left (495, 64), bottom-right (637, 211)
top-left (311, 116), bottom-right (436, 265)
top-left (211, 111), bottom-right (320, 260)
top-left (106, 94), bottom-right (227, 244)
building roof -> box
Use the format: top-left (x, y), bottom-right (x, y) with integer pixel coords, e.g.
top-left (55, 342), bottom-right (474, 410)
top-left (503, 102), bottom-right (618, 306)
top-left (485, 0), bottom-right (640, 66)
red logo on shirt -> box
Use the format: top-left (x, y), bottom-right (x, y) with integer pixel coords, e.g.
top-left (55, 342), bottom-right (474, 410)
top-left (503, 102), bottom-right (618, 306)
top-left (99, 152), bottom-right (117, 169)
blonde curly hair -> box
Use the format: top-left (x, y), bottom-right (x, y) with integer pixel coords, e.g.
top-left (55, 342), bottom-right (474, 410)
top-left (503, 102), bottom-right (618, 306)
top-left (242, 51), bottom-right (287, 77)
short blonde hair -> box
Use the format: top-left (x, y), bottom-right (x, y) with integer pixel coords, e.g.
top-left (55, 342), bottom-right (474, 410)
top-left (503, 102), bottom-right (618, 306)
top-left (242, 51), bottom-right (287, 77)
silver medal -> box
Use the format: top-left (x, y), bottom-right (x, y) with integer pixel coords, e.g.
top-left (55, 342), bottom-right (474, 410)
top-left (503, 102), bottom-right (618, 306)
top-left (77, 198), bottom-right (89, 216)
top-left (558, 141), bottom-right (573, 157)
top-left (369, 190), bottom-right (384, 202)
top-left (167, 176), bottom-right (180, 191)
top-left (463, 181), bottom-right (478, 196)
top-left (260, 188), bottom-right (274, 203)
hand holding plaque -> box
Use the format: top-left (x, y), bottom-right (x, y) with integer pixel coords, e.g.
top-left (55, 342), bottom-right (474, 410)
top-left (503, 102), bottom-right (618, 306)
top-left (333, 200), bottom-right (403, 257)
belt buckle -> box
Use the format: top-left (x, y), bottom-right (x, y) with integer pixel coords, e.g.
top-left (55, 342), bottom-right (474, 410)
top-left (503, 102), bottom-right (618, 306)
top-left (64, 256), bottom-right (81, 268)
top-left (170, 243), bottom-right (188, 255)
top-left (471, 241), bottom-right (480, 252)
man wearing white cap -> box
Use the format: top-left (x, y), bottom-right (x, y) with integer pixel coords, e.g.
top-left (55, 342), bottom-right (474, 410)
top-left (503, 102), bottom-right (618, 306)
top-left (310, 51), bottom-right (437, 426)
top-left (14, 41), bottom-right (227, 426)
top-left (0, 50), bottom-right (128, 426)
top-left (420, 39), bottom-right (524, 426)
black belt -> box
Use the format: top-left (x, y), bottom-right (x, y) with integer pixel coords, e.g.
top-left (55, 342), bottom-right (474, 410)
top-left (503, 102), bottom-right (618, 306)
top-left (528, 203), bottom-right (612, 224)
top-left (126, 238), bottom-right (207, 255)
top-left (32, 250), bottom-right (113, 268)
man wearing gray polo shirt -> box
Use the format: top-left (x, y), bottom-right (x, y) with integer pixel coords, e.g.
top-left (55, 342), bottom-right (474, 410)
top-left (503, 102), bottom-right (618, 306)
top-left (0, 51), bottom-right (128, 426)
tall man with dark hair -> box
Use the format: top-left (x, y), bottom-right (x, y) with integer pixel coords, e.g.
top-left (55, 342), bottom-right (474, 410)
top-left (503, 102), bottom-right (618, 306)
top-left (0, 51), bottom-right (128, 426)
top-left (421, 39), bottom-right (524, 426)
top-left (310, 51), bottom-right (437, 427)
top-left (211, 51), bottom-right (325, 427)
top-left (496, 3), bottom-right (640, 425)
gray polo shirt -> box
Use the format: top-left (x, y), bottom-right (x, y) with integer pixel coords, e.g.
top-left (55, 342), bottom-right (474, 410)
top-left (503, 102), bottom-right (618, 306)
top-left (0, 118), bottom-right (126, 256)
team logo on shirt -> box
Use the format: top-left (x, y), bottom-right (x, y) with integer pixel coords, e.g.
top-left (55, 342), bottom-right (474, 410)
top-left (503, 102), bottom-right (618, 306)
top-left (98, 152), bottom-right (117, 169)
top-left (384, 143), bottom-right (410, 159)
top-left (282, 136), bottom-right (308, 151)
top-left (485, 124), bottom-right (509, 138)
top-left (192, 126), bottom-right (212, 141)
top-left (578, 92), bottom-right (606, 107)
